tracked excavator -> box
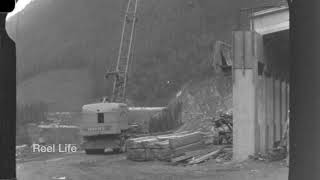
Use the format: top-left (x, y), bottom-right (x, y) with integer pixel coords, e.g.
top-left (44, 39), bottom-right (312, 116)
top-left (79, 0), bottom-right (140, 154)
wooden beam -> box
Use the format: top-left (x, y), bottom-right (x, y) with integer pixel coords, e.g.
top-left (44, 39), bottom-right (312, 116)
top-left (188, 146), bottom-right (227, 165)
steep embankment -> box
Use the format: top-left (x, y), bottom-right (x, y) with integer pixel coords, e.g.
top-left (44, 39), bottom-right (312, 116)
top-left (7, 0), bottom-right (282, 111)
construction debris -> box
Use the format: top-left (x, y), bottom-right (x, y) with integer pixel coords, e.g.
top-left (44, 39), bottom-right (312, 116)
top-left (188, 147), bottom-right (230, 165)
top-left (125, 109), bottom-right (233, 163)
top-left (250, 119), bottom-right (289, 163)
top-left (213, 111), bottom-right (233, 145)
top-left (171, 145), bottom-right (232, 165)
top-left (126, 131), bottom-right (205, 161)
top-left (188, 147), bottom-right (224, 165)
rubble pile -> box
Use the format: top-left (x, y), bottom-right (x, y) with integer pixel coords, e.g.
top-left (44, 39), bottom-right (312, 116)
top-left (172, 74), bottom-right (232, 133)
top-left (186, 111), bottom-right (233, 146)
top-left (215, 147), bottom-right (232, 162)
top-left (126, 131), bottom-right (205, 161)
top-left (212, 111), bottom-right (233, 145)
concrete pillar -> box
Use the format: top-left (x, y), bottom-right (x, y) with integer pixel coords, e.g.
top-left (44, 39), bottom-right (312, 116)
top-left (286, 82), bottom-right (290, 152)
top-left (257, 73), bottom-right (267, 154)
top-left (232, 31), bottom-right (263, 161)
top-left (266, 76), bottom-right (274, 150)
top-left (274, 78), bottom-right (281, 142)
top-left (233, 69), bottom-right (256, 161)
top-left (280, 80), bottom-right (287, 138)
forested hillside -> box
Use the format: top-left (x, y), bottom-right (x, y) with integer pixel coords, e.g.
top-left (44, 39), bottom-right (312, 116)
top-left (7, 0), bottom-right (282, 111)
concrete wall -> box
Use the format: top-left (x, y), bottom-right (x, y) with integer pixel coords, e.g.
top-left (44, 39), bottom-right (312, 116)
top-left (232, 30), bottom-right (289, 161)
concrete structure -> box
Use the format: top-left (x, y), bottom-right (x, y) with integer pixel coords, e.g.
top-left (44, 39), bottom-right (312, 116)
top-left (233, 6), bottom-right (290, 161)
top-left (252, 6), bottom-right (289, 35)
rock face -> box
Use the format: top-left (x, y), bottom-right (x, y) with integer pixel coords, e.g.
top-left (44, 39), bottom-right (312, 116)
top-left (174, 71), bottom-right (233, 132)
top-left (7, 0), bottom-right (282, 111)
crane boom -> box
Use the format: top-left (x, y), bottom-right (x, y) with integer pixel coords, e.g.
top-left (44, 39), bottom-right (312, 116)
top-left (106, 0), bottom-right (139, 103)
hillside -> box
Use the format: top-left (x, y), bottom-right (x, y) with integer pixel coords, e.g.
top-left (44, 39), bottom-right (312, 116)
top-left (17, 69), bottom-right (93, 112)
top-left (7, 0), bottom-right (282, 111)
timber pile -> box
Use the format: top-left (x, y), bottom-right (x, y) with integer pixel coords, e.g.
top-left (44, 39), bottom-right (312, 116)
top-left (126, 131), bottom-right (205, 161)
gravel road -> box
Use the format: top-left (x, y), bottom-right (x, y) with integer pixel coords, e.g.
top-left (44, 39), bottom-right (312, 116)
top-left (17, 151), bottom-right (288, 180)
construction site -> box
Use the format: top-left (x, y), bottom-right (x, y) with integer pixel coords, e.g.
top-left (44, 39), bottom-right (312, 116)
top-left (8, 0), bottom-right (292, 179)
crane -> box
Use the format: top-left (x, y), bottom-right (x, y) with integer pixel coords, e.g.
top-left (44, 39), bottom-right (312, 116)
top-left (79, 0), bottom-right (140, 154)
top-left (105, 0), bottom-right (139, 103)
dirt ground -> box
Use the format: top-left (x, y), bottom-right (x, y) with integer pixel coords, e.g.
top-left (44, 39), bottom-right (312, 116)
top-left (17, 151), bottom-right (288, 180)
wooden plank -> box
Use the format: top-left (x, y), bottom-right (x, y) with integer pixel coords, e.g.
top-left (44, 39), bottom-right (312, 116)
top-left (126, 131), bottom-right (191, 149)
top-left (148, 140), bottom-right (170, 149)
top-left (188, 146), bottom-right (226, 165)
top-left (126, 137), bottom-right (158, 149)
top-left (171, 140), bottom-right (206, 158)
top-left (171, 147), bottom-right (219, 163)
top-left (171, 152), bottom-right (198, 163)
top-left (169, 131), bottom-right (203, 149)
top-left (151, 148), bottom-right (172, 161)
top-left (156, 131), bottom-right (191, 140)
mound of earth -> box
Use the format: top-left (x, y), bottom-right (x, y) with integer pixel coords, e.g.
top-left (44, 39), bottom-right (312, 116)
top-left (172, 71), bottom-right (232, 132)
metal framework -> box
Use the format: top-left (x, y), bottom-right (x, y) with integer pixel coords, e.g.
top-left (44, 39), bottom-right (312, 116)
top-left (106, 0), bottom-right (139, 103)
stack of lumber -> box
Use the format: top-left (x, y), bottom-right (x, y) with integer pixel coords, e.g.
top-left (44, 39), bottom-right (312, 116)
top-left (126, 131), bottom-right (205, 161)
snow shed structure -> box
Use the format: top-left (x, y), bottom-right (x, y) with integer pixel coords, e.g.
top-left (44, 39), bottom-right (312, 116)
top-left (232, 6), bottom-right (290, 161)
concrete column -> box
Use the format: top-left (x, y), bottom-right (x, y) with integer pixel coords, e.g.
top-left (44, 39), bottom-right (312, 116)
top-left (232, 31), bottom-right (260, 161)
top-left (233, 69), bottom-right (256, 161)
top-left (274, 78), bottom-right (281, 141)
top-left (266, 76), bottom-right (274, 150)
top-left (257, 73), bottom-right (267, 154)
top-left (280, 80), bottom-right (287, 138)
top-left (286, 82), bottom-right (290, 152)
top-left (287, 83), bottom-right (290, 118)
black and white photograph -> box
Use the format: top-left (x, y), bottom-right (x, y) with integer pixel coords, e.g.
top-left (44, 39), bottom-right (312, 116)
top-left (0, 0), bottom-right (319, 179)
